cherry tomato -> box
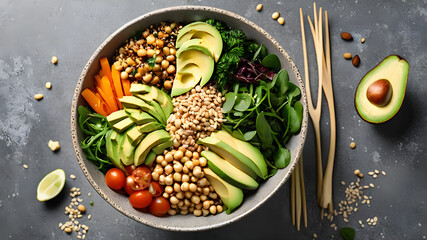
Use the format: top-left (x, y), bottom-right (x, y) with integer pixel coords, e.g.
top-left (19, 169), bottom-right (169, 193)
top-left (149, 196), bottom-right (170, 216)
top-left (129, 190), bottom-right (152, 209)
top-left (126, 166), bottom-right (151, 191)
top-left (124, 180), bottom-right (136, 196)
top-left (148, 181), bottom-right (163, 197)
top-left (105, 168), bottom-right (126, 190)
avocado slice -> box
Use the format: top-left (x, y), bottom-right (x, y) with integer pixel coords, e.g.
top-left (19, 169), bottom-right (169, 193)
top-left (212, 130), bottom-right (268, 179)
top-left (197, 136), bottom-right (258, 179)
top-left (202, 150), bottom-right (258, 190)
top-left (126, 126), bottom-right (145, 146)
top-left (136, 121), bottom-right (164, 133)
top-left (130, 83), bottom-right (151, 94)
top-left (134, 129), bottom-right (171, 166)
top-left (112, 117), bottom-right (134, 133)
top-left (176, 22), bottom-right (223, 62)
top-left (106, 110), bottom-right (128, 124)
top-left (203, 168), bottom-right (243, 214)
top-left (139, 86), bottom-right (174, 119)
top-left (120, 132), bottom-right (135, 166)
top-left (151, 139), bottom-right (173, 155)
top-left (355, 55), bottom-right (409, 123)
top-left (119, 96), bottom-right (164, 124)
top-left (171, 64), bottom-right (202, 97)
top-left (144, 150), bottom-right (157, 167)
top-left (148, 100), bottom-right (166, 124)
top-left (176, 48), bottom-right (214, 88)
top-left (134, 87), bottom-right (158, 102)
top-left (106, 130), bottom-right (125, 171)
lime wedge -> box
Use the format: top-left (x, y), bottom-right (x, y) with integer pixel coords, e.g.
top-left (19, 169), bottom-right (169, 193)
top-left (37, 169), bottom-right (66, 201)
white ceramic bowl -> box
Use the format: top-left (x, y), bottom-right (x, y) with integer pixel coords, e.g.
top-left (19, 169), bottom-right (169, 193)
top-left (71, 5), bottom-right (308, 231)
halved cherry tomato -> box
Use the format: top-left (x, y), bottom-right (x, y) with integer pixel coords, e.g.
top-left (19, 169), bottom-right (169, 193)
top-left (126, 166), bottom-right (151, 191)
top-left (149, 196), bottom-right (170, 216)
top-left (129, 190), bottom-right (152, 209)
top-left (124, 180), bottom-right (136, 196)
top-left (124, 165), bottom-right (136, 176)
top-left (148, 181), bottom-right (163, 197)
top-left (105, 168), bottom-right (126, 190)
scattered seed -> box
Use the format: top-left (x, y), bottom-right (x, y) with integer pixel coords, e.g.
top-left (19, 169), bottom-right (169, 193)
top-left (78, 204), bottom-right (86, 213)
top-left (34, 93), bottom-right (44, 100)
top-left (352, 55), bottom-right (360, 67)
top-left (349, 142), bottom-right (356, 149)
top-left (70, 174), bottom-right (77, 180)
top-left (374, 169), bottom-right (380, 174)
top-left (272, 12), bottom-right (280, 20)
top-left (343, 218), bottom-right (349, 223)
top-left (313, 233), bottom-right (318, 238)
top-left (343, 53), bottom-right (352, 59)
top-left (368, 171), bottom-right (374, 176)
top-left (64, 227), bottom-right (72, 233)
top-left (354, 169), bottom-right (360, 175)
top-left (22, 164), bottom-right (28, 169)
top-left (358, 173), bottom-right (364, 178)
top-left (361, 37), bottom-right (366, 43)
top-left (51, 56), bottom-right (58, 64)
top-left (381, 171), bottom-right (386, 176)
top-left (373, 174), bottom-right (378, 179)
top-left (341, 181), bottom-right (346, 186)
top-left (256, 3), bottom-right (263, 11)
top-left (341, 32), bottom-right (353, 40)
top-left (369, 183), bottom-right (375, 188)
top-left (277, 17), bottom-right (285, 25)
top-left (45, 82), bottom-right (52, 89)
top-left (88, 214), bottom-right (92, 220)
top-left (48, 140), bottom-right (61, 151)
top-left (88, 192), bottom-right (91, 197)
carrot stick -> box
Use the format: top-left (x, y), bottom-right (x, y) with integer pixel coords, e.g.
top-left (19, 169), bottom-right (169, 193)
top-left (111, 66), bottom-right (124, 99)
top-left (96, 76), bottom-right (119, 112)
top-left (95, 92), bottom-right (112, 114)
top-left (122, 79), bottom-right (132, 96)
top-left (100, 57), bottom-right (122, 108)
top-left (81, 88), bottom-right (109, 116)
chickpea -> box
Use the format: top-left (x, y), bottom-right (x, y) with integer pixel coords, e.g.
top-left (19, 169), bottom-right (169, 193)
top-left (126, 58), bottom-right (136, 66)
top-left (137, 49), bottom-right (147, 57)
top-left (165, 26), bottom-right (172, 33)
top-left (208, 192), bottom-right (218, 199)
top-left (143, 73), bottom-right (152, 83)
top-left (155, 55), bottom-right (163, 63)
top-left (177, 199), bottom-right (184, 206)
top-left (146, 34), bottom-right (155, 45)
top-left (182, 174), bottom-right (190, 183)
top-left (202, 187), bottom-right (210, 196)
top-left (193, 166), bottom-right (203, 178)
top-left (184, 150), bottom-right (192, 158)
top-left (121, 71), bottom-right (129, 80)
top-left (165, 186), bottom-right (173, 194)
top-left (170, 196), bottom-right (179, 205)
top-left (147, 49), bottom-right (156, 58)
top-left (165, 175), bottom-right (173, 185)
top-left (203, 200), bottom-right (211, 210)
top-left (173, 183), bottom-right (181, 192)
top-left (170, 48), bottom-right (176, 55)
top-left (161, 60), bottom-right (170, 69)
top-left (164, 80), bottom-right (172, 90)
top-left (165, 153), bottom-right (173, 162)
top-left (200, 195), bottom-right (207, 202)
top-left (209, 205), bottom-right (217, 214)
top-left (190, 176), bottom-right (198, 183)
top-left (199, 157), bottom-right (207, 167)
top-left (134, 72), bottom-right (142, 80)
top-left (191, 195), bottom-right (200, 205)
top-left (156, 39), bottom-right (164, 48)
top-left (192, 158), bottom-right (200, 166)
top-left (165, 165), bottom-right (173, 175)
top-left (193, 152), bottom-right (200, 159)
top-left (166, 55), bottom-right (175, 62)
top-left (159, 175), bottom-right (165, 185)
top-left (173, 162), bottom-right (183, 173)
top-left (163, 192), bottom-right (169, 198)
top-left (173, 172), bottom-right (182, 182)
top-left (174, 150), bottom-right (184, 160)
top-left (181, 156), bottom-right (190, 163)
top-left (181, 182), bottom-right (189, 192)
top-left (142, 30), bottom-right (150, 38)
top-left (189, 183), bottom-right (197, 192)
top-left (156, 155), bottom-right (164, 164)
top-left (193, 209), bottom-right (202, 216)
top-left (152, 172), bottom-right (159, 181)
top-left (161, 160), bottom-right (168, 167)
top-left (163, 47), bottom-right (170, 55)
top-left (125, 67), bottom-right (132, 73)
top-left (151, 76), bottom-right (160, 85)
top-left (217, 205), bottom-right (224, 213)
top-left (184, 191), bottom-right (193, 199)
top-left (184, 161), bottom-right (194, 170)
top-left (152, 64), bottom-right (161, 72)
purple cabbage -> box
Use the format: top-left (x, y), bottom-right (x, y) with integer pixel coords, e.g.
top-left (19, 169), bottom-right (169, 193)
top-left (233, 58), bottom-right (274, 83)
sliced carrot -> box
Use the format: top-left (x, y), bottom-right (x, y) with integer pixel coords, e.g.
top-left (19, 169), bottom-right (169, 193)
top-left (96, 87), bottom-right (115, 114)
top-left (122, 79), bottom-right (132, 96)
top-left (99, 69), bottom-right (104, 78)
top-left (111, 66), bottom-right (124, 99)
top-left (100, 57), bottom-right (122, 109)
top-left (95, 92), bottom-right (112, 114)
top-left (96, 76), bottom-right (119, 112)
top-left (81, 88), bottom-right (109, 116)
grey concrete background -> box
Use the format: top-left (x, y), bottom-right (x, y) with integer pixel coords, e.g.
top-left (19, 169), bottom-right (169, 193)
top-left (1, 0), bottom-right (426, 239)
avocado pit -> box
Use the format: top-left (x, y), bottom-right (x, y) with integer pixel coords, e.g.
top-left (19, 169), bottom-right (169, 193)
top-left (366, 79), bottom-right (393, 107)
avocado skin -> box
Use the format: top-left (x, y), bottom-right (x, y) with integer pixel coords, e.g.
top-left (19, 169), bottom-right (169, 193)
top-left (354, 55), bottom-right (409, 124)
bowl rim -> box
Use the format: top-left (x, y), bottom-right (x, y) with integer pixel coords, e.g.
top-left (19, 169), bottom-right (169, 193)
top-left (70, 5), bottom-right (308, 232)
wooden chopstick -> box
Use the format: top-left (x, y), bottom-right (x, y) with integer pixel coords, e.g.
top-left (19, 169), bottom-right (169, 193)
top-left (300, 7), bottom-right (324, 207)
top-left (299, 156), bottom-right (308, 228)
top-left (291, 170), bottom-right (296, 226)
top-left (290, 157), bottom-right (307, 231)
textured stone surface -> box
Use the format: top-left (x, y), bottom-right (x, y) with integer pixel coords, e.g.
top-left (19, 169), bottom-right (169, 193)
top-left (0, 0), bottom-right (426, 239)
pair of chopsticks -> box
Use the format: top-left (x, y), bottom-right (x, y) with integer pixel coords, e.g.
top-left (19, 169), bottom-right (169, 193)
top-left (290, 156), bottom-right (307, 231)
top-left (300, 2), bottom-right (337, 217)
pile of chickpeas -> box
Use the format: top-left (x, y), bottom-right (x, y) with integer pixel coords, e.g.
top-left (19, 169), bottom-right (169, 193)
top-left (112, 22), bottom-right (182, 90)
top-left (152, 147), bottom-right (223, 216)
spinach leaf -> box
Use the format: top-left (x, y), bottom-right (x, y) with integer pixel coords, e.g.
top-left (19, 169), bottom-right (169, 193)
top-left (222, 92), bottom-right (237, 113)
top-left (233, 93), bottom-right (252, 111)
top-left (256, 112), bottom-right (273, 146)
top-left (231, 129), bottom-right (246, 141)
top-left (340, 228), bottom-right (355, 240)
top-left (282, 102), bottom-right (301, 134)
top-left (275, 69), bottom-right (290, 95)
top-left (273, 147), bottom-right (291, 168)
top-left (286, 81), bottom-right (301, 100)
top-left (243, 130), bottom-right (257, 141)
top-left (261, 54), bottom-right (281, 72)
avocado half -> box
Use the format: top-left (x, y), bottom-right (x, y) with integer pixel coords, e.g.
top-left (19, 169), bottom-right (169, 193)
top-left (355, 55), bottom-right (409, 124)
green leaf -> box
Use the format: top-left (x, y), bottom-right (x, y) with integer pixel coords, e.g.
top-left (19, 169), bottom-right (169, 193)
top-left (254, 86), bottom-right (263, 105)
top-left (340, 227), bottom-right (355, 240)
top-left (274, 69), bottom-right (290, 95)
top-left (231, 129), bottom-right (246, 141)
top-left (273, 147), bottom-right (291, 168)
top-left (223, 92), bottom-right (237, 113)
top-left (256, 112), bottom-right (273, 146)
top-left (261, 54), bottom-right (281, 72)
top-left (147, 54), bottom-right (156, 67)
top-left (243, 130), bottom-right (257, 141)
top-left (286, 81), bottom-right (301, 100)
top-left (233, 111), bottom-right (243, 117)
top-left (233, 93), bottom-right (252, 111)
top-left (294, 101), bottom-right (303, 131)
top-left (282, 102), bottom-right (301, 134)
top-left (252, 44), bottom-right (266, 62)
